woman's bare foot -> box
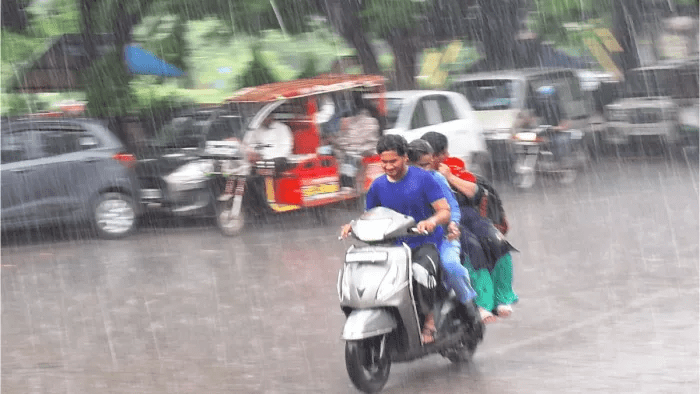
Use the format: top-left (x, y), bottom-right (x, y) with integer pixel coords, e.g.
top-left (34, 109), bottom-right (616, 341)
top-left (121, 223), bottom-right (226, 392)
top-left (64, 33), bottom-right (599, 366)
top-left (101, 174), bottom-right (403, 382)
top-left (479, 307), bottom-right (498, 324)
top-left (495, 304), bottom-right (513, 318)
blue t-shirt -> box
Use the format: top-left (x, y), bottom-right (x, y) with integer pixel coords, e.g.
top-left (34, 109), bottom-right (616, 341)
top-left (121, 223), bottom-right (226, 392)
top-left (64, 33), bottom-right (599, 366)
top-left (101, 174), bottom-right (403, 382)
top-left (366, 166), bottom-right (446, 248)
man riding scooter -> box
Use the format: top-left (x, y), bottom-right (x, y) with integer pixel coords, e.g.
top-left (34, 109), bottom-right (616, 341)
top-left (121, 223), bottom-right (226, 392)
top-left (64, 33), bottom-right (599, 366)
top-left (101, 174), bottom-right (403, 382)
top-left (341, 134), bottom-right (474, 343)
top-left (532, 85), bottom-right (573, 166)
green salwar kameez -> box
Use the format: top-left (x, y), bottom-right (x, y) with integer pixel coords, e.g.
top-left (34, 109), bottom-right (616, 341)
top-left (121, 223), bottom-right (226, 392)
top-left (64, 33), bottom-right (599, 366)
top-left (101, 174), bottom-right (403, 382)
top-left (464, 253), bottom-right (518, 313)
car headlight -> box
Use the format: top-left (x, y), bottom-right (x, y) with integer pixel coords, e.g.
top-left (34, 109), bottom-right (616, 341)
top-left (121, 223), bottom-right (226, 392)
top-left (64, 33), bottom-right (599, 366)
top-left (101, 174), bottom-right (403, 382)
top-left (165, 160), bottom-right (214, 188)
top-left (514, 131), bottom-right (538, 141)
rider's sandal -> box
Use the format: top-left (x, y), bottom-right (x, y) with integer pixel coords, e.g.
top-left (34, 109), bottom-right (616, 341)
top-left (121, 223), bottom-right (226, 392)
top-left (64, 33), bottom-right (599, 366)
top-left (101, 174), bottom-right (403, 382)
top-left (479, 307), bottom-right (498, 324)
top-left (495, 304), bottom-right (513, 318)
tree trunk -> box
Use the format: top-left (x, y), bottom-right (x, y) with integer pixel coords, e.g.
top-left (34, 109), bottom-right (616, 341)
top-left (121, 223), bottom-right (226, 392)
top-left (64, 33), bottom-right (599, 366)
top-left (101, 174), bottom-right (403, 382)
top-left (80, 0), bottom-right (98, 64)
top-left (387, 33), bottom-right (417, 90)
top-left (111, 0), bottom-right (156, 80)
top-left (2, 0), bottom-right (29, 32)
top-left (316, 0), bottom-right (381, 75)
top-left (477, 0), bottom-right (522, 70)
top-left (611, 0), bottom-right (641, 71)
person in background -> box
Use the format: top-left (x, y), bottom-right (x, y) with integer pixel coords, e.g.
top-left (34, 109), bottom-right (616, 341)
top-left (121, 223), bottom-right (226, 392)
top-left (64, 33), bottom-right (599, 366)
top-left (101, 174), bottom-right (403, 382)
top-left (334, 97), bottom-right (380, 189)
top-left (243, 112), bottom-right (293, 162)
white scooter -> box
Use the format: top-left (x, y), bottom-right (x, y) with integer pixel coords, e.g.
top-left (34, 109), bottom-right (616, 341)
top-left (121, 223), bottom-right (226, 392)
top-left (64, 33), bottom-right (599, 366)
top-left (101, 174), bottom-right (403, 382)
top-left (338, 207), bottom-right (484, 393)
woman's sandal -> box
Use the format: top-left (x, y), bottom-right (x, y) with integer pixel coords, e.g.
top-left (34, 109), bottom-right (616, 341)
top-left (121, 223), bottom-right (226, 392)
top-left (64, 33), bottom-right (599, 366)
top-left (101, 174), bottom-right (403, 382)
top-left (479, 307), bottom-right (498, 324)
top-left (495, 304), bottom-right (513, 318)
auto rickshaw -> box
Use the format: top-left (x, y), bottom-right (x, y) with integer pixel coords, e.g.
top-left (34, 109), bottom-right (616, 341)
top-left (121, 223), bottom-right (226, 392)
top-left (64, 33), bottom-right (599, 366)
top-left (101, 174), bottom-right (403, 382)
top-left (202, 74), bottom-right (387, 236)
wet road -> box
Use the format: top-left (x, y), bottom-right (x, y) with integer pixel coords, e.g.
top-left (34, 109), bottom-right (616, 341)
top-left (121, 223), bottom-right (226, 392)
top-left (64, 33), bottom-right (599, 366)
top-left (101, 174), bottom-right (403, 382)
top-left (2, 155), bottom-right (698, 394)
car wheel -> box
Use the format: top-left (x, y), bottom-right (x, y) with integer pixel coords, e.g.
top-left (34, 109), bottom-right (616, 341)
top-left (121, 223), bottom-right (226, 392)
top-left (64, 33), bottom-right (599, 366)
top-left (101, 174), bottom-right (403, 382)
top-left (92, 192), bottom-right (137, 239)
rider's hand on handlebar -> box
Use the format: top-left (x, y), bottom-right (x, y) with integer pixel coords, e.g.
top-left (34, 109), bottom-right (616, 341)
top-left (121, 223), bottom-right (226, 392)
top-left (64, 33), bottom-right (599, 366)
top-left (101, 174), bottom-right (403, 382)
top-left (416, 218), bottom-right (437, 235)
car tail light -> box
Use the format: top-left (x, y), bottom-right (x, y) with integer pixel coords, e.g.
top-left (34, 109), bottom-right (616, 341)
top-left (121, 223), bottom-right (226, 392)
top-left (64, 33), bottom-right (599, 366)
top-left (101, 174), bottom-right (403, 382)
top-left (113, 152), bottom-right (136, 168)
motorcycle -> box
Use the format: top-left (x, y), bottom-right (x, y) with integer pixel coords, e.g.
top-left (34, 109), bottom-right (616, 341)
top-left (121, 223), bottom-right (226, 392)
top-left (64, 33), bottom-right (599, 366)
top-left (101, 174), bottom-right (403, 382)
top-left (200, 139), bottom-right (251, 236)
top-left (338, 207), bottom-right (484, 393)
top-left (511, 125), bottom-right (588, 189)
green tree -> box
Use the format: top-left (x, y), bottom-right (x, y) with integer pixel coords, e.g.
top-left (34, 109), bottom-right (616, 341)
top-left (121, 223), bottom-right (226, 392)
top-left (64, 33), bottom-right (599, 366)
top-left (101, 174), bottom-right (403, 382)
top-left (360, 0), bottom-right (429, 89)
top-left (297, 52), bottom-right (319, 79)
top-left (236, 44), bottom-right (279, 88)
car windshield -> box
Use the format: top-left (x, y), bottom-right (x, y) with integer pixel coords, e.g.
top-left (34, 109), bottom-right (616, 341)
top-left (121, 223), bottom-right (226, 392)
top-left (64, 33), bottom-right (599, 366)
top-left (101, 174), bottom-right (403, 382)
top-left (625, 69), bottom-right (674, 97)
top-left (452, 79), bottom-right (522, 110)
top-left (384, 97), bottom-right (404, 128)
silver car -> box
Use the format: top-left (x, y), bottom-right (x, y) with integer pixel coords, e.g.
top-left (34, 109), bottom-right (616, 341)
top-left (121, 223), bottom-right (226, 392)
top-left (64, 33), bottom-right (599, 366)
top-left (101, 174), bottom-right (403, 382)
top-left (1, 118), bottom-right (142, 239)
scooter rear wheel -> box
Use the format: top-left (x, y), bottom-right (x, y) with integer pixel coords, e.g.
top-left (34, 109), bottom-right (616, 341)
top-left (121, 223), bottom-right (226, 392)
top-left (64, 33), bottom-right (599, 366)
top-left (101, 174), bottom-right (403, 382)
top-left (444, 343), bottom-right (476, 363)
top-left (345, 337), bottom-right (391, 393)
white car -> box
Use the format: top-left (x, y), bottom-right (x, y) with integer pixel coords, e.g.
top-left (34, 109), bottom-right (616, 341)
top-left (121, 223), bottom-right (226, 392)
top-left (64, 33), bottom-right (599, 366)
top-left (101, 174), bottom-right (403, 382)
top-left (378, 90), bottom-right (490, 177)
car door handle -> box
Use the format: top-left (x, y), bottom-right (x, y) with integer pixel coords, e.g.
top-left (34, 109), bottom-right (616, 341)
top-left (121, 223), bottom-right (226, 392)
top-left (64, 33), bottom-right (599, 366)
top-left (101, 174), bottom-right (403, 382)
top-left (82, 158), bottom-right (99, 163)
top-left (10, 168), bottom-right (31, 174)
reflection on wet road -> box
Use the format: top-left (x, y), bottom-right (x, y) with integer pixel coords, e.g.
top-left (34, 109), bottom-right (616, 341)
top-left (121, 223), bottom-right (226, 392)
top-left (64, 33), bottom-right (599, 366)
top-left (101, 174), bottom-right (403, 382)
top-left (2, 157), bottom-right (698, 393)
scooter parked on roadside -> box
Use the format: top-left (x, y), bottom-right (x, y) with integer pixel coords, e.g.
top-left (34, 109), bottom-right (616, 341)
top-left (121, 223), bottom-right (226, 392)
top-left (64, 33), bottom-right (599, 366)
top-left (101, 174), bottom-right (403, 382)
top-left (338, 207), bottom-right (484, 393)
top-left (511, 125), bottom-right (588, 189)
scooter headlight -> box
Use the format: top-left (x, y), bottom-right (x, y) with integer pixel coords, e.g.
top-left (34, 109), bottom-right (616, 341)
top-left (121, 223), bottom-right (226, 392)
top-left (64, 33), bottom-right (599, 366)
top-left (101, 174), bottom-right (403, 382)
top-left (376, 261), bottom-right (401, 301)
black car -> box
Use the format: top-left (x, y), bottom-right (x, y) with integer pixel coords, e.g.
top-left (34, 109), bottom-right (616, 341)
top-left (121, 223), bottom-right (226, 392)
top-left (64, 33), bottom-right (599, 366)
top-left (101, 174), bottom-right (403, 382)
top-left (135, 108), bottom-right (245, 218)
top-left (1, 117), bottom-right (142, 238)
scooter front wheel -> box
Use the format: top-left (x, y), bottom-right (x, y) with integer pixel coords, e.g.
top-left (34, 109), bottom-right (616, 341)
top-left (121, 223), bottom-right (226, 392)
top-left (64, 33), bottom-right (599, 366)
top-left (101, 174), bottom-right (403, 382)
top-left (216, 200), bottom-right (245, 236)
top-left (345, 336), bottom-right (391, 393)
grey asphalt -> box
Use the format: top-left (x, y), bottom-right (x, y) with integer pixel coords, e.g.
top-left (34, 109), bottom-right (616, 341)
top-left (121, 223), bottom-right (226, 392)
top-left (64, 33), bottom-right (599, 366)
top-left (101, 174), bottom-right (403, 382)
top-left (2, 154), bottom-right (698, 394)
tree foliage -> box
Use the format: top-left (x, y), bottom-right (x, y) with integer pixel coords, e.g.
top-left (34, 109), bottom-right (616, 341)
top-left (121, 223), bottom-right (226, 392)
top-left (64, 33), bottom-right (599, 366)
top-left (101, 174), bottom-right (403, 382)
top-left (236, 44), bottom-right (279, 89)
top-left (296, 52), bottom-right (319, 79)
top-left (83, 51), bottom-right (136, 117)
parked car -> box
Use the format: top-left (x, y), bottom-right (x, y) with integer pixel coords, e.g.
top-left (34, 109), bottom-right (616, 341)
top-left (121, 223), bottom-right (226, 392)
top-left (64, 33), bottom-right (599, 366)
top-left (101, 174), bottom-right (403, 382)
top-left (377, 90), bottom-right (490, 177)
top-left (135, 107), bottom-right (245, 218)
top-left (604, 58), bottom-right (699, 148)
top-left (1, 117), bottom-right (141, 239)
top-left (450, 68), bottom-right (595, 170)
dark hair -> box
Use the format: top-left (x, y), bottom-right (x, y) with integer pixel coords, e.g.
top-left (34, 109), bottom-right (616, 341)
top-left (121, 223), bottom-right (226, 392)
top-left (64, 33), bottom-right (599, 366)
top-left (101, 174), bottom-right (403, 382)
top-left (420, 131), bottom-right (448, 155)
top-left (407, 139), bottom-right (434, 163)
top-left (377, 134), bottom-right (408, 156)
